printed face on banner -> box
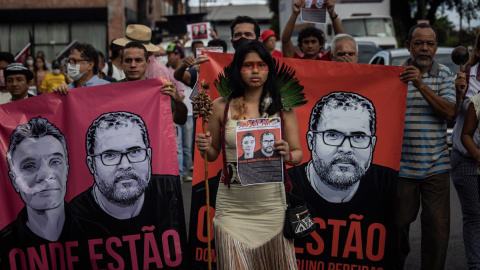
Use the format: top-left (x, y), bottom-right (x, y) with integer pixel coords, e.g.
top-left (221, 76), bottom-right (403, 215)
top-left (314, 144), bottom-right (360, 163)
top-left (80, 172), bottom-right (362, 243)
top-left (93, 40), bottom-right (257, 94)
top-left (87, 119), bottom-right (152, 206)
top-left (189, 22), bottom-right (210, 40)
top-left (241, 132), bottom-right (256, 158)
top-left (8, 135), bottom-right (68, 211)
top-left (260, 132), bottom-right (276, 157)
top-left (307, 92), bottom-right (377, 194)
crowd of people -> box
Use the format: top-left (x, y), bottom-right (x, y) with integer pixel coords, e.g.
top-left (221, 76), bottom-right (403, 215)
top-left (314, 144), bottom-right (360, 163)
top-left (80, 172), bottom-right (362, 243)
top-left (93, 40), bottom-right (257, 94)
top-left (1, 0), bottom-right (480, 268)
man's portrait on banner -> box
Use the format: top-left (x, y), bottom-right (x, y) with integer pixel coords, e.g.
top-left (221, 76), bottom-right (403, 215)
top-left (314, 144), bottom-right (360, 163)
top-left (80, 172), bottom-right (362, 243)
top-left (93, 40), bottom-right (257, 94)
top-left (253, 131), bottom-right (280, 159)
top-left (3, 117), bottom-right (69, 240)
top-left (238, 131), bottom-right (256, 161)
top-left (68, 111), bottom-right (186, 269)
top-left (1, 117), bottom-right (104, 269)
top-left (191, 23), bottom-right (208, 40)
top-left (289, 91), bottom-right (397, 267)
top-left (306, 92), bottom-right (377, 203)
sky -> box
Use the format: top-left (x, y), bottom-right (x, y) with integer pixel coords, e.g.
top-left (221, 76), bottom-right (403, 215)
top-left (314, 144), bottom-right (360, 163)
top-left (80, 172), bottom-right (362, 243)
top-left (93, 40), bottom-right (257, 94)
top-left (187, 0), bottom-right (479, 30)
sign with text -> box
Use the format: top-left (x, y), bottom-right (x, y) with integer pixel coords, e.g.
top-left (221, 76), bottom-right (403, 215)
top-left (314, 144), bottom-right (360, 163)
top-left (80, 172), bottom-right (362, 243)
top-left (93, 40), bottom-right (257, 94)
top-left (0, 79), bottom-right (189, 269)
top-left (189, 52), bottom-right (407, 269)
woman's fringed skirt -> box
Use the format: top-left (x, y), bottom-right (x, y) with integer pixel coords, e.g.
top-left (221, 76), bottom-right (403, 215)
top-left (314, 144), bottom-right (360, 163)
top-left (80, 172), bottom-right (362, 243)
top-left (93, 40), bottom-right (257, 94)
top-left (214, 182), bottom-right (298, 270)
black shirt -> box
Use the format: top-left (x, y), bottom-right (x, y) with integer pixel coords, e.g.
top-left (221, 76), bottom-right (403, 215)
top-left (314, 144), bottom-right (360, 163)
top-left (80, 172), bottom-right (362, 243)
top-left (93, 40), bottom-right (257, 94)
top-left (288, 163), bottom-right (397, 268)
top-left (68, 175), bottom-right (188, 269)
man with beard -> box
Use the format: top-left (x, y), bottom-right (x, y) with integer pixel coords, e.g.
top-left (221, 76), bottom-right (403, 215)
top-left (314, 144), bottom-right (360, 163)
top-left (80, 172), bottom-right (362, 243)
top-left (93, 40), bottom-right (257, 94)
top-left (68, 111), bottom-right (188, 269)
top-left (288, 92), bottom-right (397, 267)
top-left (395, 23), bottom-right (456, 269)
top-left (253, 131), bottom-right (280, 158)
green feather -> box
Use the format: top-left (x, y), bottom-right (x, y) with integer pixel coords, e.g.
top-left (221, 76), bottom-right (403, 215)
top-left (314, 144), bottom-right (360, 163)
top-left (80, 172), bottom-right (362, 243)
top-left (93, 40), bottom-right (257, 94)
top-left (214, 64), bottom-right (232, 100)
top-left (213, 59), bottom-right (307, 109)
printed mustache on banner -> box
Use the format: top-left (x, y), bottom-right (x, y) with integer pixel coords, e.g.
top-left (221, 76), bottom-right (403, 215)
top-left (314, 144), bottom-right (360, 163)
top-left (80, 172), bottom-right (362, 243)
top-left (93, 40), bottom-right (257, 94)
top-left (331, 155), bottom-right (360, 168)
top-left (115, 171), bottom-right (141, 183)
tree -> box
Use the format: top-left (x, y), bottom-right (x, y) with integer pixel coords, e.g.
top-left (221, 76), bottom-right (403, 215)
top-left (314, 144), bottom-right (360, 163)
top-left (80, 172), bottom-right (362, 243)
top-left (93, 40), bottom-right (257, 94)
top-left (268, 0), bottom-right (280, 34)
top-left (391, 0), bottom-right (445, 43)
top-left (392, 0), bottom-right (480, 45)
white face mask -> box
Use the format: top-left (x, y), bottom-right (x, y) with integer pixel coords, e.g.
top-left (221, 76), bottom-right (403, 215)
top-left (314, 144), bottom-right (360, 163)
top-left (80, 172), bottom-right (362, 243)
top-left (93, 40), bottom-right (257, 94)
top-left (67, 63), bottom-right (85, 81)
top-left (156, 56), bottom-right (168, 66)
top-left (26, 59), bottom-right (34, 66)
top-left (53, 69), bottom-right (61, 75)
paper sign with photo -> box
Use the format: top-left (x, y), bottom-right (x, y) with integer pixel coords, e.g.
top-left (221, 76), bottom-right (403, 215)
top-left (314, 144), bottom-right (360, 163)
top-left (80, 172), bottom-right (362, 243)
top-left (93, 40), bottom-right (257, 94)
top-left (301, 0), bottom-right (327, 23)
top-left (196, 47), bottom-right (223, 58)
top-left (187, 22), bottom-right (211, 41)
top-left (236, 118), bottom-right (283, 186)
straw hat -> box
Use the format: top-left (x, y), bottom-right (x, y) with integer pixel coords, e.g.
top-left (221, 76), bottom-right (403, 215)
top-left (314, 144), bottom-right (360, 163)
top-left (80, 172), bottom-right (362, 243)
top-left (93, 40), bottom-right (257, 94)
top-left (113, 24), bottom-right (159, 52)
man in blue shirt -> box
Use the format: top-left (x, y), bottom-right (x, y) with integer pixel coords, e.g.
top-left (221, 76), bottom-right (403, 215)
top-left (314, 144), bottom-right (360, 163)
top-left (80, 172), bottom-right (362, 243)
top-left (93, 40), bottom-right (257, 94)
top-left (53, 43), bottom-right (109, 93)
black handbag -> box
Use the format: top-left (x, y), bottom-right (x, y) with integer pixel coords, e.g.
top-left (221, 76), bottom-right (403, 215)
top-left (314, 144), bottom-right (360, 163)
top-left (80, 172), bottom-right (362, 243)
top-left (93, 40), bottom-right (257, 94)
top-left (283, 166), bottom-right (316, 239)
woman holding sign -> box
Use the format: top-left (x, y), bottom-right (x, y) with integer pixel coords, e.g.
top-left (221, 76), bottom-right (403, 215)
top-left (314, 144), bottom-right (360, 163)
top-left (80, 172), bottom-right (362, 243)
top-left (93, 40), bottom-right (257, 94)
top-left (196, 40), bottom-right (303, 269)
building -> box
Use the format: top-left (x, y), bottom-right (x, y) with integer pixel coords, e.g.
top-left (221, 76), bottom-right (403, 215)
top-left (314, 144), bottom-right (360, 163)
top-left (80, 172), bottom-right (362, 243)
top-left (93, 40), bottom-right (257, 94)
top-left (0, 0), bottom-right (182, 61)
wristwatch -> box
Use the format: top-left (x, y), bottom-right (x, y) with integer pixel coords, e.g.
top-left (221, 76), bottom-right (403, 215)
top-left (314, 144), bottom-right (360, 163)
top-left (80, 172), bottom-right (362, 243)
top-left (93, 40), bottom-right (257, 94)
top-left (331, 12), bottom-right (339, 20)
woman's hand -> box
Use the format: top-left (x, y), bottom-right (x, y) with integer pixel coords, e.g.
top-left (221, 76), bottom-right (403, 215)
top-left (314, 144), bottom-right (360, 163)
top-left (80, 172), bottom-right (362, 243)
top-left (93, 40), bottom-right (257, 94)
top-left (274, 140), bottom-right (291, 163)
top-left (196, 131), bottom-right (212, 153)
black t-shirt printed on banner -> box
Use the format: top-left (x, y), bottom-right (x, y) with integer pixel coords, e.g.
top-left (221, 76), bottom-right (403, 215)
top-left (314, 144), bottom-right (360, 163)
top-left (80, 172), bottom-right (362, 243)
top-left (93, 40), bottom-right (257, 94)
top-left (68, 174), bottom-right (189, 269)
top-left (0, 205), bottom-right (109, 269)
top-left (288, 163), bottom-right (397, 269)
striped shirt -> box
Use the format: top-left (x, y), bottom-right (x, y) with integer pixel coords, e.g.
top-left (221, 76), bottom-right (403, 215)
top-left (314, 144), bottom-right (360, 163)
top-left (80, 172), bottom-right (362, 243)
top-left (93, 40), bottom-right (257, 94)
top-left (400, 60), bottom-right (455, 179)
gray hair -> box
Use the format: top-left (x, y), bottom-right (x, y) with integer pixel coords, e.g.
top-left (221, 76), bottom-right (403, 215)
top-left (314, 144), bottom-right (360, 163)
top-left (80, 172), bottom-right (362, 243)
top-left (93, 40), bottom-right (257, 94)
top-left (331, 34), bottom-right (358, 55)
top-left (309, 92), bottom-right (376, 135)
top-left (86, 111), bottom-right (149, 156)
top-left (7, 117), bottom-right (68, 170)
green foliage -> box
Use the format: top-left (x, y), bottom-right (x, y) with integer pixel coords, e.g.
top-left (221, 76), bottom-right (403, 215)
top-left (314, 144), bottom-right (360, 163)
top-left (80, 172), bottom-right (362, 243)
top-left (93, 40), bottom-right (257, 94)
top-left (268, 0), bottom-right (280, 34)
top-left (392, 0), bottom-right (479, 47)
top-left (214, 60), bottom-right (307, 111)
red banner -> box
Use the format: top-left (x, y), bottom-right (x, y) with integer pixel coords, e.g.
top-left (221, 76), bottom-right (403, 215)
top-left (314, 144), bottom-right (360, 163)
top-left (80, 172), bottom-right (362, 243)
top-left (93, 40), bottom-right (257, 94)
top-left (14, 43), bottom-right (31, 65)
top-left (0, 78), bottom-right (188, 269)
top-left (189, 52), bottom-right (407, 268)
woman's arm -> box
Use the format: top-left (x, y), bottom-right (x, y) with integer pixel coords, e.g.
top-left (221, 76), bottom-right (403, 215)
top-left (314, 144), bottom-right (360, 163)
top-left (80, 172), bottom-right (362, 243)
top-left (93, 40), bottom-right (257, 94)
top-left (195, 97), bottom-right (226, 162)
top-left (461, 103), bottom-right (480, 167)
top-left (275, 109), bottom-right (303, 165)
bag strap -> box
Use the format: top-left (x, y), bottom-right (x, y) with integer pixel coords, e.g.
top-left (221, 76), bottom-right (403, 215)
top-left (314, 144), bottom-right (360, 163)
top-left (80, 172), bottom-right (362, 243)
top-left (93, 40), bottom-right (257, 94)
top-left (221, 101), bottom-right (230, 188)
top-left (285, 165), bottom-right (306, 205)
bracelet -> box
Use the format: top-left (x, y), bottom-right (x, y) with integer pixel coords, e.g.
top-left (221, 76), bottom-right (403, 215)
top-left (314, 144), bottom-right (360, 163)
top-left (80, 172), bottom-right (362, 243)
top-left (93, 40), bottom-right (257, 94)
top-left (330, 12), bottom-right (338, 20)
top-left (286, 151), bottom-right (293, 165)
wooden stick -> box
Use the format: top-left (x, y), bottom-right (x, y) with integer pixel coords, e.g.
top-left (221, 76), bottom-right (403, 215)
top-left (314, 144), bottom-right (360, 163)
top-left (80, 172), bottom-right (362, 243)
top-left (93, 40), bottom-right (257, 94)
top-left (202, 117), bottom-right (212, 270)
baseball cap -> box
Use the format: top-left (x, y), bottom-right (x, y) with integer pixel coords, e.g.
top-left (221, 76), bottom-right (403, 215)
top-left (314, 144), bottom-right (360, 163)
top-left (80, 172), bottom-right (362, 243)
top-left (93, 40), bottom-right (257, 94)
top-left (166, 43), bottom-right (185, 57)
top-left (261, 30), bottom-right (279, 42)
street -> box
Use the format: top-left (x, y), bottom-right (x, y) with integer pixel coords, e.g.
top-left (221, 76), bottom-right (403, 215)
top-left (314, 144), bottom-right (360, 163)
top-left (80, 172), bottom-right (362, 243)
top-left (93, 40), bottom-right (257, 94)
top-left (181, 177), bottom-right (468, 268)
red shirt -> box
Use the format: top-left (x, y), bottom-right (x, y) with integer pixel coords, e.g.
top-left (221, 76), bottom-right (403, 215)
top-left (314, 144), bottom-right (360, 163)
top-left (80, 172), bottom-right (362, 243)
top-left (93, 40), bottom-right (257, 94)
top-left (293, 50), bottom-right (331, 61)
top-left (271, 50), bottom-right (283, 57)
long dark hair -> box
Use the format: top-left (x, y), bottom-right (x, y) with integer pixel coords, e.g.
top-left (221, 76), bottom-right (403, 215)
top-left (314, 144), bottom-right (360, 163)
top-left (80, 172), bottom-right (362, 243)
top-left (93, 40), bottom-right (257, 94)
top-left (34, 57), bottom-right (48, 72)
top-left (229, 40), bottom-right (282, 115)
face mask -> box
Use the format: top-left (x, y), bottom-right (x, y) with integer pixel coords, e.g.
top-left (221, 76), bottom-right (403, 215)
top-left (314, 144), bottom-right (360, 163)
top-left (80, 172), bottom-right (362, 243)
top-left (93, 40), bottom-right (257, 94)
top-left (232, 37), bottom-right (250, 51)
top-left (53, 69), bottom-right (60, 75)
top-left (67, 63), bottom-right (85, 81)
top-left (0, 70), bottom-right (4, 87)
top-left (26, 59), bottom-right (34, 66)
top-left (156, 56), bottom-right (168, 66)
